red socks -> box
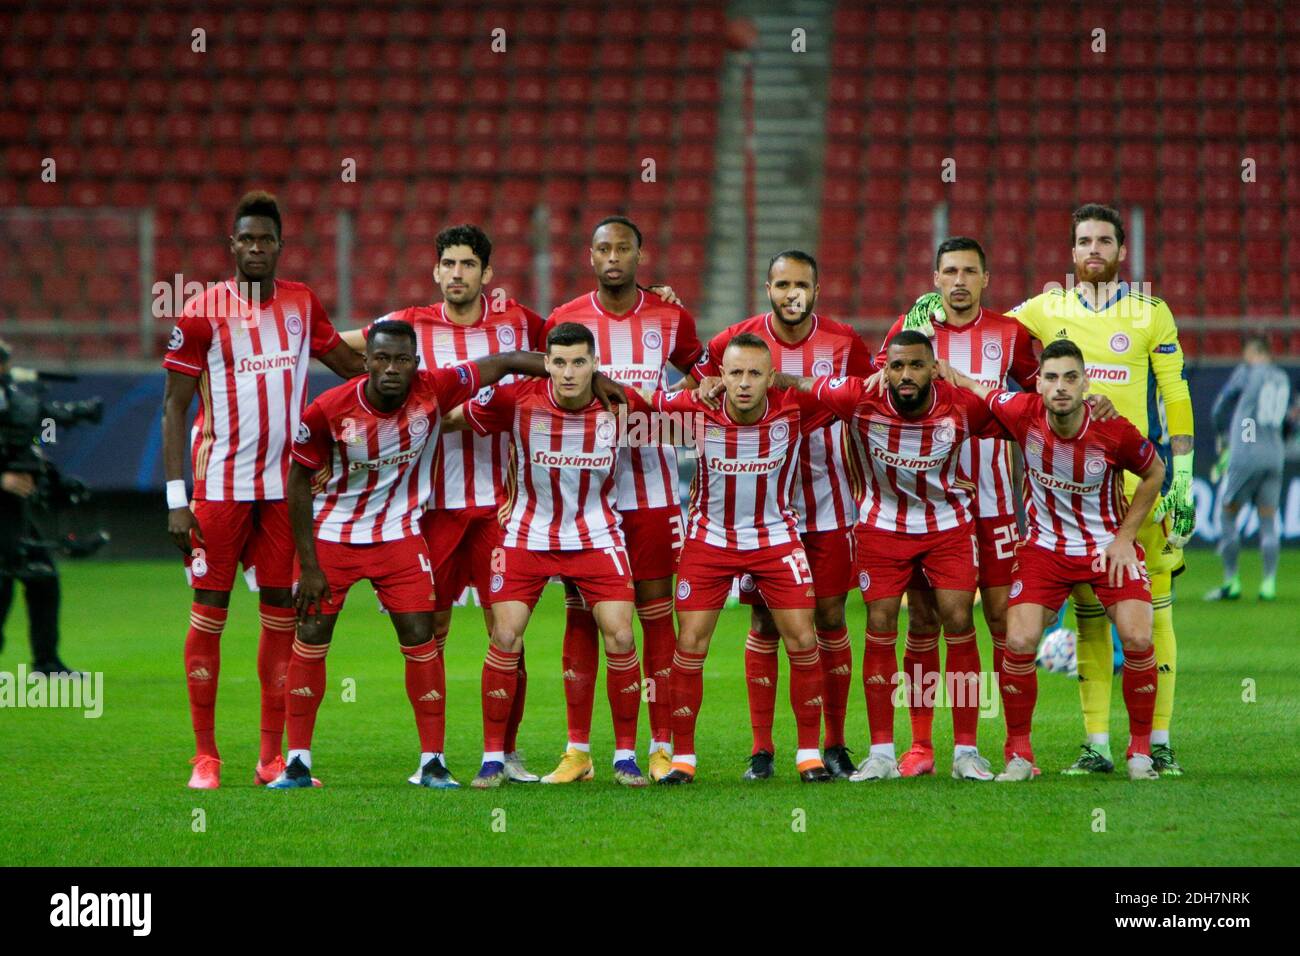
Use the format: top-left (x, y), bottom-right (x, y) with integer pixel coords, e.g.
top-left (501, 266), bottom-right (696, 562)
top-left (999, 648), bottom-right (1038, 762)
top-left (788, 646), bottom-right (825, 752)
top-left (185, 603), bottom-right (227, 758)
top-left (605, 648), bottom-right (642, 751)
top-left (945, 629), bottom-right (982, 748)
top-left (817, 627), bottom-right (852, 749)
top-left (902, 627), bottom-right (939, 750)
top-left (561, 598), bottom-right (599, 746)
top-left (636, 598), bottom-right (675, 744)
top-left (1122, 648), bottom-right (1158, 757)
top-left (863, 630), bottom-right (898, 745)
top-left (285, 637), bottom-right (329, 752)
top-left (990, 630), bottom-right (1007, 679)
top-left (256, 603), bottom-right (296, 764)
top-left (481, 646), bottom-right (521, 753)
top-left (505, 644), bottom-right (526, 754)
top-left (744, 631), bottom-right (779, 754)
top-left (401, 637), bottom-right (446, 753)
top-left (669, 649), bottom-right (707, 757)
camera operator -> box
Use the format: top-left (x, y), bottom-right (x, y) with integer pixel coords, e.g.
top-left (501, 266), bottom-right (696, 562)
top-left (0, 338), bottom-right (89, 676)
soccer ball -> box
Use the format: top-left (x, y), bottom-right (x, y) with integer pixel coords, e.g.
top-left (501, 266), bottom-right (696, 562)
top-left (1036, 627), bottom-right (1078, 677)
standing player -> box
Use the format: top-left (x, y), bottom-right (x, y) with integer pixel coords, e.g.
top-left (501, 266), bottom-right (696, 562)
top-left (1207, 334), bottom-right (1292, 602)
top-left (270, 320), bottom-right (556, 789)
top-left (654, 334), bottom-right (832, 785)
top-left (340, 224), bottom-right (545, 784)
top-left (676, 250), bottom-right (873, 779)
top-left (940, 341), bottom-right (1166, 781)
top-left (541, 217), bottom-right (703, 783)
top-left (161, 191), bottom-right (365, 789)
top-left (443, 322), bottom-right (649, 788)
top-left (904, 203), bottom-right (1194, 776)
top-left (791, 331), bottom-right (1006, 782)
top-left (874, 238), bottom-right (1038, 777)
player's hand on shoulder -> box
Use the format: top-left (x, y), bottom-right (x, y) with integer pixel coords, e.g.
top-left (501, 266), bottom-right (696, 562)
top-left (592, 372), bottom-right (628, 410)
top-left (1084, 394), bottom-right (1119, 421)
top-left (865, 367), bottom-right (888, 396)
top-left (646, 284), bottom-right (682, 306)
top-left (168, 506), bottom-right (201, 556)
top-left (694, 375), bottom-right (724, 410)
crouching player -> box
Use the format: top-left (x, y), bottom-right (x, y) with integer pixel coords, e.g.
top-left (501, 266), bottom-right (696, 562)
top-left (942, 340), bottom-right (1166, 781)
top-left (271, 320), bottom-right (557, 789)
top-left (655, 333), bottom-right (833, 785)
top-left (443, 322), bottom-right (650, 788)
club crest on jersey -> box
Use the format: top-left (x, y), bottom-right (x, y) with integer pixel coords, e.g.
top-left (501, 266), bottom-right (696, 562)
top-left (933, 419), bottom-right (956, 445)
top-left (738, 574), bottom-right (756, 592)
top-left (285, 313), bottom-right (302, 336)
top-left (870, 421), bottom-right (889, 434)
top-left (858, 571), bottom-right (870, 592)
top-left (1109, 332), bottom-right (1130, 353)
top-left (983, 341), bottom-right (1002, 361)
top-left (496, 325), bottom-right (516, 348)
top-left (811, 358), bottom-right (834, 377)
top-left (1009, 580), bottom-right (1023, 598)
top-left (295, 421), bottom-right (310, 444)
top-left (676, 580), bottom-right (691, 600)
top-left (595, 412), bottom-right (617, 447)
top-left (642, 328), bottom-right (662, 351)
top-left (490, 573), bottom-right (504, 593)
top-left (705, 425), bottom-right (725, 442)
top-left (408, 412), bottom-right (430, 438)
top-left (167, 325), bottom-right (184, 351)
top-left (1084, 456), bottom-right (1106, 476)
top-left (1026, 438), bottom-right (1044, 457)
top-left (769, 420), bottom-right (790, 443)
top-left (531, 417), bottom-right (549, 434)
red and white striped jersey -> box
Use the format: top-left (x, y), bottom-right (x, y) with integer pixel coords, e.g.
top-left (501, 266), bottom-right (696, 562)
top-left (162, 279), bottom-right (342, 501)
top-left (653, 388), bottom-right (816, 551)
top-left (985, 390), bottom-right (1157, 556)
top-left (877, 308), bottom-right (1038, 518)
top-left (366, 295), bottom-right (544, 510)
top-left (694, 312), bottom-right (874, 533)
top-left (290, 364), bottom-right (481, 544)
top-left (466, 378), bottom-right (653, 551)
top-left (544, 290), bottom-right (703, 510)
top-left (811, 376), bottom-right (1003, 535)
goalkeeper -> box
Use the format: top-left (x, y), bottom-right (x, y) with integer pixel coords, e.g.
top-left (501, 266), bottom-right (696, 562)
top-left (902, 204), bottom-right (1193, 776)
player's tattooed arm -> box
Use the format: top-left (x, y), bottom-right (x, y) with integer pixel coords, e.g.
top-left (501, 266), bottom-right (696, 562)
top-left (287, 461), bottom-right (331, 621)
top-left (1103, 453), bottom-right (1165, 589)
top-left (319, 340), bottom-right (367, 379)
top-left (162, 370), bottom-right (203, 555)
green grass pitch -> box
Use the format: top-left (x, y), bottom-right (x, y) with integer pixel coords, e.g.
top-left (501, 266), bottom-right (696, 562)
top-left (1, 554), bottom-right (1296, 866)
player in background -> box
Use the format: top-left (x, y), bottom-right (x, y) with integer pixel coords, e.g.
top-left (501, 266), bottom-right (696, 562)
top-left (271, 321), bottom-right (565, 789)
top-left (789, 331), bottom-right (1006, 782)
top-left (872, 238), bottom-right (1038, 777)
top-left (340, 225), bottom-right (546, 784)
top-left (941, 340), bottom-right (1165, 781)
top-left (541, 217), bottom-right (703, 783)
top-left (903, 204), bottom-right (1194, 776)
top-left (161, 191), bottom-right (365, 789)
top-left (653, 334), bottom-right (832, 784)
top-left (443, 322), bottom-right (649, 788)
top-left (1206, 334), bottom-right (1292, 602)
top-left (675, 251), bottom-right (873, 779)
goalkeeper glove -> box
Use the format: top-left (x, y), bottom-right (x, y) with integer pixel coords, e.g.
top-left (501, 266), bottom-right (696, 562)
top-left (1154, 451), bottom-right (1196, 549)
top-left (902, 292), bottom-right (943, 338)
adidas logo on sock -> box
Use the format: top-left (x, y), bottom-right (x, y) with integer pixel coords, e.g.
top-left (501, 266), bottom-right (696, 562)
top-left (672, 705), bottom-right (693, 718)
top-left (561, 668), bottom-right (579, 680)
top-left (1158, 664), bottom-right (1171, 673)
top-left (653, 667), bottom-right (671, 679)
top-left (864, 674), bottom-right (889, 685)
top-left (748, 676), bottom-right (772, 686)
top-left (829, 664), bottom-right (851, 676)
top-left (621, 682), bottom-right (641, 694)
top-left (1134, 683), bottom-right (1157, 694)
top-left (419, 689), bottom-right (444, 702)
top-left (804, 696), bottom-right (824, 708)
top-left (1003, 684), bottom-right (1021, 695)
top-left (289, 686), bottom-right (314, 698)
top-left (187, 666), bottom-right (212, 681)
top-left (487, 688), bottom-right (510, 699)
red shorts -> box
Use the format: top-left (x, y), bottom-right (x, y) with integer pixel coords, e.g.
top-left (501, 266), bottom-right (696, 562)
top-left (855, 524), bottom-right (978, 603)
top-left (618, 506), bottom-right (684, 581)
top-left (677, 538), bottom-right (817, 612)
top-left (489, 545), bottom-right (635, 609)
top-left (185, 499), bottom-right (293, 592)
top-left (740, 526), bottom-right (856, 604)
top-left (975, 515), bottom-right (1021, 589)
top-left (421, 506), bottom-right (503, 611)
top-left (301, 536), bottom-right (437, 615)
top-left (1009, 541), bottom-right (1152, 610)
